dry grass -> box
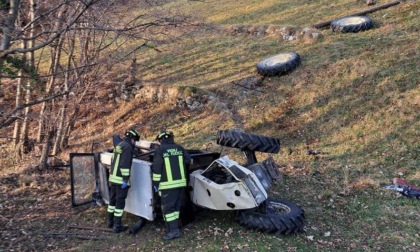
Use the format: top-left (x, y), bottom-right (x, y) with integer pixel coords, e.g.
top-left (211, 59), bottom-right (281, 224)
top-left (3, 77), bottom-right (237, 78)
top-left (1, 0), bottom-right (419, 251)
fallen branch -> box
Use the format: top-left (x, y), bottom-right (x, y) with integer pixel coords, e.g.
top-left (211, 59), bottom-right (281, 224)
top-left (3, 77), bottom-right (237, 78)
top-left (67, 225), bottom-right (113, 232)
top-left (313, 1), bottom-right (401, 29)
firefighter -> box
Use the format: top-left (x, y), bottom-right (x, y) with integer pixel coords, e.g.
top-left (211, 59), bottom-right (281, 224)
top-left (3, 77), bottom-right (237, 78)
top-left (152, 130), bottom-right (191, 240)
top-left (107, 129), bottom-right (140, 233)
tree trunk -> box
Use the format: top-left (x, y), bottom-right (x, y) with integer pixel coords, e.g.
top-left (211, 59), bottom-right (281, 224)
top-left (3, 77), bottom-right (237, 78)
top-left (0, 0), bottom-right (21, 98)
top-left (60, 21), bottom-right (96, 151)
top-left (12, 39), bottom-right (25, 148)
top-left (36, 7), bottom-right (66, 144)
top-left (39, 128), bottom-right (54, 171)
top-left (62, 106), bottom-right (79, 149)
top-left (52, 34), bottom-right (73, 156)
top-left (52, 98), bottom-right (67, 156)
top-left (20, 0), bottom-right (36, 154)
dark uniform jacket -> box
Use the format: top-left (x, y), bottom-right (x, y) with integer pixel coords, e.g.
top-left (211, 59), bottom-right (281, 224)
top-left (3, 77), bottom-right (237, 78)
top-left (152, 138), bottom-right (191, 190)
top-left (109, 138), bottom-right (135, 185)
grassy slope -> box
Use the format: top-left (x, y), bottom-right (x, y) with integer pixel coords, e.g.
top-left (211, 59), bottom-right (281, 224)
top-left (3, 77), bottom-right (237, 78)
top-left (70, 1), bottom-right (419, 251)
top-left (73, 1), bottom-right (419, 251)
top-left (2, 0), bottom-right (418, 251)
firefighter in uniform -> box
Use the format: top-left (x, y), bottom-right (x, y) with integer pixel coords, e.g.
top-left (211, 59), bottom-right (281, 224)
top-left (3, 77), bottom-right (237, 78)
top-left (106, 129), bottom-right (140, 233)
top-left (152, 130), bottom-right (191, 240)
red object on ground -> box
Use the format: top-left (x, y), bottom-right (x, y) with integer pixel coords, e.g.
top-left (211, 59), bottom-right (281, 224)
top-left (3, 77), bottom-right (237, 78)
top-left (393, 178), bottom-right (420, 191)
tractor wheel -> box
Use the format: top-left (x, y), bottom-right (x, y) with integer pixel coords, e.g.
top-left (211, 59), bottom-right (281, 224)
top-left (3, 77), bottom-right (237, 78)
top-left (331, 16), bottom-right (373, 33)
top-left (235, 198), bottom-right (305, 235)
top-left (256, 52), bottom-right (301, 77)
top-left (216, 129), bottom-right (280, 153)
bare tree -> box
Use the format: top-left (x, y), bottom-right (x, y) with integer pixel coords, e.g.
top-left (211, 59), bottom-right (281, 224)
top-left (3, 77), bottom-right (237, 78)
top-left (1, 0), bottom-right (95, 129)
top-left (36, 5), bottom-right (67, 146)
top-left (19, 0), bottom-right (36, 154)
top-left (51, 31), bottom-right (74, 156)
top-left (12, 39), bottom-right (25, 148)
top-left (1, 0), bottom-right (196, 170)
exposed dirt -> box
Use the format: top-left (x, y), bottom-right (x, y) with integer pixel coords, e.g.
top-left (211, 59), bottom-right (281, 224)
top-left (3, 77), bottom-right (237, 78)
top-left (0, 166), bottom-right (168, 251)
top-left (0, 168), bottom-right (85, 251)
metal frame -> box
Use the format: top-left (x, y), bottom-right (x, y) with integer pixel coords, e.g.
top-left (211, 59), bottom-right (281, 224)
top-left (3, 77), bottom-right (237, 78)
top-left (70, 153), bottom-right (100, 207)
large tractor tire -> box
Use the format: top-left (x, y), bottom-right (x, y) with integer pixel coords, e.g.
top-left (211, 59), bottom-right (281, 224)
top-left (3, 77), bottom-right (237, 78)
top-left (235, 198), bottom-right (305, 235)
top-left (256, 52), bottom-right (301, 77)
top-left (216, 129), bottom-right (280, 154)
top-left (331, 16), bottom-right (373, 33)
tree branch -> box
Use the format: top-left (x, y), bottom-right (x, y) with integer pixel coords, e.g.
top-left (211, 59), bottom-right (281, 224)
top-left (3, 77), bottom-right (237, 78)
top-left (0, 1), bottom-right (93, 58)
top-left (0, 91), bottom-right (69, 129)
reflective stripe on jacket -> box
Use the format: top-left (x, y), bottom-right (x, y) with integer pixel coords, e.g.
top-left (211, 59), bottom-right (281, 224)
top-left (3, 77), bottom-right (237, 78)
top-left (109, 138), bottom-right (134, 185)
top-left (152, 142), bottom-right (191, 190)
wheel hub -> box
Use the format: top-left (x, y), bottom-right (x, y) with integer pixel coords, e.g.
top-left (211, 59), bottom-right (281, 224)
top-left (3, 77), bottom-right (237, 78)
top-left (269, 201), bottom-right (291, 214)
top-left (263, 53), bottom-right (293, 67)
top-left (336, 17), bottom-right (366, 26)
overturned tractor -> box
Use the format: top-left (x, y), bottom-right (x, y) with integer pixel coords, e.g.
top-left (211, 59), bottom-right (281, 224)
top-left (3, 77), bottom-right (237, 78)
top-left (70, 129), bottom-right (305, 234)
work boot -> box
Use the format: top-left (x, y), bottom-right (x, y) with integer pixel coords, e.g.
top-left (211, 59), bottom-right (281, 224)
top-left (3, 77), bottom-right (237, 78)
top-left (163, 220), bottom-right (181, 240)
top-left (113, 217), bottom-right (128, 234)
top-left (106, 212), bottom-right (114, 228)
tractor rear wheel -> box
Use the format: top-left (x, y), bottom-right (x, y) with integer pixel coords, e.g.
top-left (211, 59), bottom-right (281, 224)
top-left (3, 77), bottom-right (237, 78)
top-left (235, 198), bottom-right (305, 234)
top-left (256, 52), bottom-right (301, 77)
top-left (216, 129), bottom-right (280, 153)
top-left (331, 16), bottom-right (373, 33)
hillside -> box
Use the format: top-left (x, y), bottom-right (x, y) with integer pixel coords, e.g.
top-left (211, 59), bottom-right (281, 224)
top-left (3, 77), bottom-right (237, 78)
top-left (1, 0), bottom-right (419, 251)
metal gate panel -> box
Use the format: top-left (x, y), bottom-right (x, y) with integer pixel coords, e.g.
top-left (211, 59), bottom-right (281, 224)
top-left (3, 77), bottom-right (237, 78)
top-left (70, 153), bottom-right (97, 206)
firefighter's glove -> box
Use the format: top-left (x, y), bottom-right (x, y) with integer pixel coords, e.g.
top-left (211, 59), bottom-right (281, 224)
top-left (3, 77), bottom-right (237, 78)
top-left (121, 180), bottom-right (128, 189)
top-left (152, 181), bottom-right (159, 193)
